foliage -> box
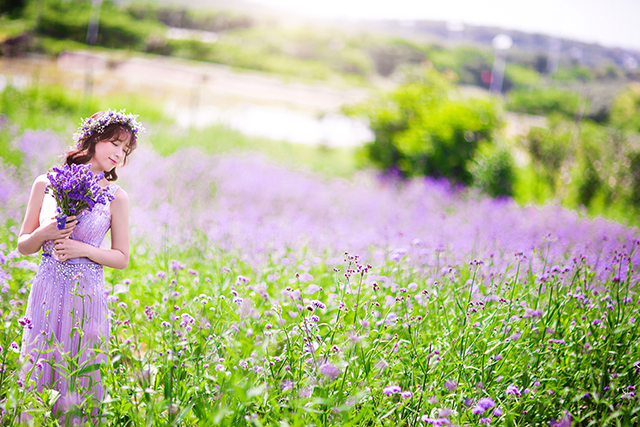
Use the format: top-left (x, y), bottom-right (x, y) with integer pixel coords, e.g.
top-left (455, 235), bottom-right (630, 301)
top-left (365, 38), bottom-right (426, 77)
top-left (427, 45), bottom-right (495, 89)
top-left (162, 25), bottom-right (374, 86)
top-left (519, 115), bottom-right (572, 192)
top-left (549, 65), bottom-right (592, 83)
top-left (126, 1), bottom-right (253, 32)
top-left (346, 67), bottom-right (503, 186)
top-left (470, 143), bottom-right (516, 197)
top-left (0, 80), bottom-right (167, 136)
top-left (506, 87), bottom-right (584, 118)
top-left (503, 63), bottom-right (543, 89)
top-left (610, 83), bottom-right (640, 133)
top-left (0, 15), bottom-right (30, 39)
top-left (515, 113), bottom-right (640, 224)
top-left (35, 0), bottom-right (164, 49)
top-left (0, 0), bottom-right (26, 17)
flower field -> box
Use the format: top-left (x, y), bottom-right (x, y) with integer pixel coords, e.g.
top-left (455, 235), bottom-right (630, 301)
top-left (1, 129), bottom-right (640, 426)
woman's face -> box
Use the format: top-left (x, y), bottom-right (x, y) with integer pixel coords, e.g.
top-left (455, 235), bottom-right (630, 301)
top-left (89, 132), bottom-right (132, 175)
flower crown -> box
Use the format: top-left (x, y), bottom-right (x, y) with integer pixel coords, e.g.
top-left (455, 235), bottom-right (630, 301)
top-left (74, 109), bottom-right (144, 147)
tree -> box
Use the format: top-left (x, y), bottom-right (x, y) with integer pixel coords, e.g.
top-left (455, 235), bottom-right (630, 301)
top-left (346, 66), bottom-right (503, 186)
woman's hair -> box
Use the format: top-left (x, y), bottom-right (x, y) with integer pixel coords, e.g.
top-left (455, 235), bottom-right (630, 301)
top-left (64, 111), bottom-right (138, 181)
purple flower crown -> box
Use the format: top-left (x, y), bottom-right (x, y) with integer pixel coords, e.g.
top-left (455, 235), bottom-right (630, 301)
top-left (74, 109), bottom-right (144, 147)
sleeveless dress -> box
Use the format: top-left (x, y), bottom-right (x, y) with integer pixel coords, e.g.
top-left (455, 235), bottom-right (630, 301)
top-left (20, 182), bottom-right (118, 412)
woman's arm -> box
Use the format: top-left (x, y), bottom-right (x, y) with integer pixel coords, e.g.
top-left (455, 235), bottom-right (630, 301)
top-left (18, 175), bottom-right (77, 256)
top-left (52, 188), bottom-right (130, 269)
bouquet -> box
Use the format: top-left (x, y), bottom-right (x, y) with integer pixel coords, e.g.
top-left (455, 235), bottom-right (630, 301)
top-left (46, 163), bottom-right (114, 230)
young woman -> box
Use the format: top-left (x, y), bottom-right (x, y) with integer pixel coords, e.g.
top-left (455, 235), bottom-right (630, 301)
top-left (17, 110), bottom-right (142, 415)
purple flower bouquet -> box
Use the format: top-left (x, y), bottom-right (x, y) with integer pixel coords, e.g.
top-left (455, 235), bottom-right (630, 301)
top-left (46, 163), bottom-right (114, 229)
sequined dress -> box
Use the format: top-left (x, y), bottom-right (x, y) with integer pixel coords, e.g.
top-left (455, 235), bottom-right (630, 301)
top-left (20, 182), bottom-right (118, 409)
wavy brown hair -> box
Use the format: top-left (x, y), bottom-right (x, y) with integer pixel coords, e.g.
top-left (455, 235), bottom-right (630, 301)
top-left (64, 112), bottom-right (138, 181)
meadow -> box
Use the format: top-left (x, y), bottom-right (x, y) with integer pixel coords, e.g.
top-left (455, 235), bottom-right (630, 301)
top-left (1, 115), bottom-right (640, 426)
top-left (3, 0), bottom-right (640, 423)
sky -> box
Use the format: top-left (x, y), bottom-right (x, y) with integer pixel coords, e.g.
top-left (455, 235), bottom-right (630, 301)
top-left (247, 0), bottom-right (640, 51)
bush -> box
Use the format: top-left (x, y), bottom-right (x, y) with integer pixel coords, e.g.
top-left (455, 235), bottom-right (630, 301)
top-left (35, 0), bottom-right (163, 49)
top-left (504, 63), bottom-right (543, 89)
top-left (427, 45), bottom-right (494, 89)
top-left (506, 87), bottom-right (583, 118)
top-left (0, 0), bottom-right (26, 17)
top-left (471, 143), bottom-right (516, 197)
top-left (520, 117), bottom-right (572, 191)
top-left (610, 83), bottom-right (640, 133)
top-left (346, 67), bottom-right (502, 185)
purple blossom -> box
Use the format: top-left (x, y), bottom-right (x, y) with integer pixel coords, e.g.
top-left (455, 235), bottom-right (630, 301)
top-left (18, 316), bottom-right (32, 329)
top-left (383, 385), bottom-right (402, 395)
top-left (550, 412), bottom-right (573, 427)
top-left (420, 416), bottom-right (451, 425)
top-left (281, 379), bottom-right (294, 391)
top-left (506, 384), bottom-right (521, 396)
top-left (319, 363), bottom-right (341, 380)
top-left (401, 390), bottom-right (414, 399)
top-left (444, 380), bottom-right (457, 391)
top-left (477, 397), bottom-right (496, 410)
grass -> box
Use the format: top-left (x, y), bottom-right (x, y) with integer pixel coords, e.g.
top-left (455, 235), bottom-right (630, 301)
top-left (0, 82), bottom-right (360, 178)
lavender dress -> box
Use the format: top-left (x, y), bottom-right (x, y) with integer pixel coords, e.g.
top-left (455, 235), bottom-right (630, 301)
top-left (20, 183), bottom-right (118, 410)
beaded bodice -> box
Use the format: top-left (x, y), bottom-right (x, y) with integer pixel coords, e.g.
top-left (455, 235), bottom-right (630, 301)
top-left (40, 183), bottom-right (118, 257)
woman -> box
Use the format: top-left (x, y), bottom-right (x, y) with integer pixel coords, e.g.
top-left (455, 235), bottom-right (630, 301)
top-left (17, 109), bottom-right (142, 416)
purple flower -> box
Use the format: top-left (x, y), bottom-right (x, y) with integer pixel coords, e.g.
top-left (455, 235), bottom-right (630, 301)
top-left (444, 380), bottom-right (457, 391)
top-left (506, 384), bottom-right (521, 396)
top-left (281, 379), bottom-right (294, 391)
top-left (420, 416), bottom-right (451, 425)
top-left (524, 308), bottom-right (544, 318)
top-left (550, 412), bottom-right (573, 427)
top-left (18, 316), bottom-right (32, 329)
top-left (319, 363), bottom-right (340, 380)
top-left (401, 390), bottom-right (414, 399)
top-left (383, 385), bottom-right (402, 395)
top-left (305, 284), bottom-right (321, 294)
top-left (492, 407), bottom-right (503, 417)
top-left (477, 397), bottom-right (496, 410)
top-left (479, 417), bottom-right (492, 425)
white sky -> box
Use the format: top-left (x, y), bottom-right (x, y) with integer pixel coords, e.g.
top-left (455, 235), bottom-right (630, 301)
top-left (247, 0), bottom-right (640, 51)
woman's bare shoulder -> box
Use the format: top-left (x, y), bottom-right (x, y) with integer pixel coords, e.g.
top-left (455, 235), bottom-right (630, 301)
top-left (32, 174), bottom-right (50, 191)
top-left (111, 187), bottom-right (129, 208)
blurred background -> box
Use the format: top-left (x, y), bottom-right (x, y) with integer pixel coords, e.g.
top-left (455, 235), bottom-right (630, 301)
top-left (2, 0), bottom-right (640, 225)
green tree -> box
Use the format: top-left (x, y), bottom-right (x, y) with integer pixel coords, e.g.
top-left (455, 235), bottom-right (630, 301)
top-left (346, 67), bottom-right (502, 186)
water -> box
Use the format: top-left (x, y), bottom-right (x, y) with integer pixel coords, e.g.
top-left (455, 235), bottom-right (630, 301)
top-left (171, 103), bottom-right (373, 147)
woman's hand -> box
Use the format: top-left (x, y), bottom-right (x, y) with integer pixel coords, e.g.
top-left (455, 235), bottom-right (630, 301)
top-left (52, 236), bottom-right (89, 262)
top-left (39, 215), bottom-right (77, 241)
